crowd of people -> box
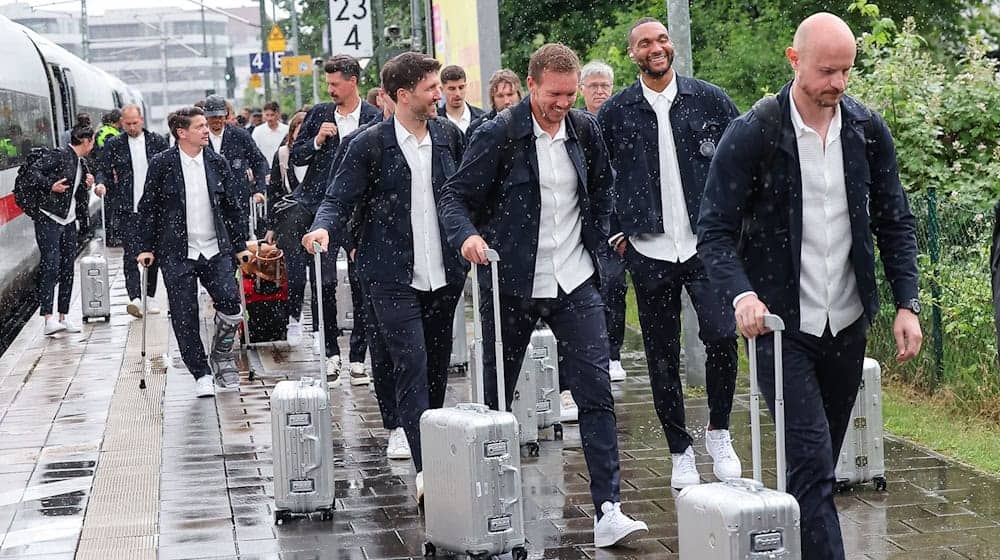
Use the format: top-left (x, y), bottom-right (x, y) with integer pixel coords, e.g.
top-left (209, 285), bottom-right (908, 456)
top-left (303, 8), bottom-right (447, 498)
top-left (17, 11), bottom-right (924, 559)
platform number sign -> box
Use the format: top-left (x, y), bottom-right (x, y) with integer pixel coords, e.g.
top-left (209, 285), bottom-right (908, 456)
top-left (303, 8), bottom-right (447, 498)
top-left (329, 0), bottom-right (373, 58)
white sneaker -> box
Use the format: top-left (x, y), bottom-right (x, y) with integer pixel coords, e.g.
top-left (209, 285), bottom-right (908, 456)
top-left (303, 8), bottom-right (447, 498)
top-left (593, 501), bottom-right (648, 548)
top-left (670, 446), bottom-right (701, 489)
top-left (349, 362), bottom-right (371, 386)
top-left (609, 360), bottom-right (627, 382)
top-left (127, 299), bottom-right (143, 318)
top-left (415, 471), bottom-right (424, 504)
top-left (705, 427), bottom-right (743, 481)
top-left (560, 390), bottom-right (579, 423)
top-left (60, 318), bottom-right (81, 333)
top-left (147, 304), bottom-right (161, 315)
top-left (43, 317), bottom-right (66, 336)
top-left (386, 428), bottom-right (411, 460)
top-left (326, 355), bottom-right (342, 387)
top-left (194, 375), bottom-right (215, 398)
top-left (286, 319), bottom-right (303, 346)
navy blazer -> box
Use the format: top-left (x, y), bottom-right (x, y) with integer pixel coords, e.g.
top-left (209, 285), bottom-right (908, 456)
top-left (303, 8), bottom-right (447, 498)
top-left (437, 102), bottom-right (486, 125)
top-left (95, 129), bottom-right (169, 215)
top-left (696, 82), bottom-right (919, 331)
top-left (598, 76), bottom-right (738, 238)
top-left (290, 100), bottom-right (381, 209)
top-left (25, 146), bottom-right (91, 223)
top-left (437, 96), bottom-right (614, 299)
top-left (138, 146), bottom-right (249, 262)
top-left (466, 109), bottom-right (498, 141)
top-left (207, 125), bottom-right (269, 196)
top-left (312, 116), bottom-right (468, 287)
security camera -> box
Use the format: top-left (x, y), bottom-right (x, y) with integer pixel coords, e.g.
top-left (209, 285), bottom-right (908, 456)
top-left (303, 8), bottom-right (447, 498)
top-left (384, 25), bottom-right (402, 40)
top-left (313, 57), bottom-right (323, 68)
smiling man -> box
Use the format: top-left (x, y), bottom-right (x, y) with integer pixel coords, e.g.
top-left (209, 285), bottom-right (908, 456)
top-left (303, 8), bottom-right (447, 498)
top-left (438, 43), bottom-right (648, 549)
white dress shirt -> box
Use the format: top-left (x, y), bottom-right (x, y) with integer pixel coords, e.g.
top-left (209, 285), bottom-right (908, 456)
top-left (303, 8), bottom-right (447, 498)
top-left (395, 118), bottom-right (447, 291)
top-left (208, 129), bottom-right (224, 154)
top-left (531, 115), bottom-right (594, 299)
top-left (313, 101), bottom-right (363, 150)
top-left (180, 149), bottom-right (220, 260)
top-left (41, 156), bottom-right (81, 225)
top-left (629, 77), bottom-right (698, 263)
top-left (252, 121), bottom-right (289, 164)
top-left (128, 133), bottom-right (149, 213)
top-left (445, 103), bottom-right (472, 133)
top-left (789, 93), bottom-right (863, 337)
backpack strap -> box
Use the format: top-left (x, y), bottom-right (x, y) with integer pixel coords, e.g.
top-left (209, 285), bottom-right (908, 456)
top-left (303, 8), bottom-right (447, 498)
top-left (751, 94), bottom-right (783, 187)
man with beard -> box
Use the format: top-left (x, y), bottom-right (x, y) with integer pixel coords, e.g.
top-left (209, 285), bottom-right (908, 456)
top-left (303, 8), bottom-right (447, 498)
top-left (436, 65), bottom-right (484, 134)
top-left (597, 17), bottom-right (741, 490)
top-left (698, 13), bottom-right (921, 559)
top-left (303, 53), bottom-right (466, 500)
top-left (467, 69), bottom-right (522, 139)
top-left (438, 43), bottom-right (648, 548)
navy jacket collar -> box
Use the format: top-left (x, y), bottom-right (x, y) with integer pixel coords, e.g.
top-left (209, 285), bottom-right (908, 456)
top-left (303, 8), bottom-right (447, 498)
top-left (504, 95), bottom-right (583, 142)
top-left (620, 74), bottom-right (697, 108)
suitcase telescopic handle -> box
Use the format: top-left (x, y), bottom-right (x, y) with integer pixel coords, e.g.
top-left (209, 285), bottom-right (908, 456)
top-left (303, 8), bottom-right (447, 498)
top-left (312, 241), bottom-right (327, 381)
top-left (470, 248), bottom-right (503, 410)
top-left (747, 313), bottom-right (787, 492)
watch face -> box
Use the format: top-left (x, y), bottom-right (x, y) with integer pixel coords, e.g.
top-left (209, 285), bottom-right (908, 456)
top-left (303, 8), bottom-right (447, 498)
top-left (908, 299), bottom-right (921, 315)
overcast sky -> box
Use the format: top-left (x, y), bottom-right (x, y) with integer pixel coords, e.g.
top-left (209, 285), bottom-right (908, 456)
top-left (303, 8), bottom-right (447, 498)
top-left (0, 0), bottom-right (262, 16)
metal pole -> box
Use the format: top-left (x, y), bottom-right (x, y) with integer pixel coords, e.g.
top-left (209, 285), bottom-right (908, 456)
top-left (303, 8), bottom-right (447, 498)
top-left (201, 2), bottom-right (208, 57)
top-left (80, 0), bottom-right (89, 61)
top-left (290, 0), bottom-right (302, 109)
top-left (259, 0), bottom-right (271, 101)
top-left (423, 0), bottom-right (434, 57)
top-left (476, 0), bottom-right (501, 108)
top-left (161, 18), bottom-right (169, 131)
top-left (992, 200), bottom-right (1000, 368)
top-left (410, 0), bottom-right (424, 53)
top-left (927, 187), bottom-right (945, 381)
top-left (666, 0), bottom-right (693, 77)
top-left (312, 60), bottom-right (320, 104)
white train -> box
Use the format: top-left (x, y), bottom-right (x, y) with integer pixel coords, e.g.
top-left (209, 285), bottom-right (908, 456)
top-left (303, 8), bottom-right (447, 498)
top-left (0, 14), bottom-right (147, 339)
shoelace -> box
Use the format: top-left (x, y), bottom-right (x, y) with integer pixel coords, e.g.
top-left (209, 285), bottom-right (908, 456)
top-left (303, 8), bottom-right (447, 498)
top-left (709, 432), bottom-right (738, 460)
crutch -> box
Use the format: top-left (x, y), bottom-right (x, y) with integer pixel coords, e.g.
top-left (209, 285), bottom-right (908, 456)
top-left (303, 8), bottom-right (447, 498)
top-left (239, 195), bottom-right (257, 381)
top-left (139, 262), bottom-right (148, 390)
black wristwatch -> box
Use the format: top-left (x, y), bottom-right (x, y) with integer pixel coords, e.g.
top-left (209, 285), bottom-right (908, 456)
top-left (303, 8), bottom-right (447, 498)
top-left (898, 298), bottom-right (921, 316)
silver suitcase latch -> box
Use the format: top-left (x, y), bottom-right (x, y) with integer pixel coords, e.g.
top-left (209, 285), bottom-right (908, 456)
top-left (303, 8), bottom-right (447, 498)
top-left (487, 514), bottom-right (512, 533)
top-left (484, 440), bottom-right (509, 458)
top-left (289, 479), bottom-right (315, 493)
top-left (751, 530), bottom-right (783, 552)
top-left (536, 400), bottom-right (551, 413)
top-left (287, 412), bottom-right (312, 427)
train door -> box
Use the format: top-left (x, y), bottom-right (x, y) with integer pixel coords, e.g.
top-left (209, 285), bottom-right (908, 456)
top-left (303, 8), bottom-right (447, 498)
top-left (48, 64), bottom-right (77, 147)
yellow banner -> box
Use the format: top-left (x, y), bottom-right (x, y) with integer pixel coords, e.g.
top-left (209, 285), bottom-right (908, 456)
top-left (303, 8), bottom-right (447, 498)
top-left (431, 0), bottom-right (482, 107)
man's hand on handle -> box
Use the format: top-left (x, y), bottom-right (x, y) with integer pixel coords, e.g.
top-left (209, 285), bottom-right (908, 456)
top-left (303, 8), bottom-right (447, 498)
top-left (735, 294), bottom-right (772, 339)
top-left (893, 309), bottom-right (922, 363)
top-left (302, 229), bottom-right (329, 254)
top-left (461, 235), bottom-right (489, 265)
top-left (137, 252), bottom-right (155, 267)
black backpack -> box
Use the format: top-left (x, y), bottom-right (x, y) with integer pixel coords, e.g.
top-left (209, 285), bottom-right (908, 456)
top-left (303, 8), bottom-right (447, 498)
top-left (13, 147), bottom-right (60, 220)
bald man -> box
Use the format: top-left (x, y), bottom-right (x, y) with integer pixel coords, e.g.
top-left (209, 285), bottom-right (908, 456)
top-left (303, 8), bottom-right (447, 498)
top-left (698, 13), bottom-right (921, 560)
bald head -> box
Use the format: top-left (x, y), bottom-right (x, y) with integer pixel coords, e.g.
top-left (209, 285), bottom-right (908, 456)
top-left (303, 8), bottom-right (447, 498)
top-left (792, 12), bottom-right (856, 58)
top-left (787, 12), bottom-right (857, 111)
top-left (120, 104), bottom-right (144, 137)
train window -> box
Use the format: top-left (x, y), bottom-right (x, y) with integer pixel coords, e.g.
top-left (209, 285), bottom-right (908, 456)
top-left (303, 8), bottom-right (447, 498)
top-left (0, 89), bottom-right (54, 171)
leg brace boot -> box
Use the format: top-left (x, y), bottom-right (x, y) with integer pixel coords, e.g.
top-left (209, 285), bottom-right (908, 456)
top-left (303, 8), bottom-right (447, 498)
top-left (210, 311), bottom-right (243, 388)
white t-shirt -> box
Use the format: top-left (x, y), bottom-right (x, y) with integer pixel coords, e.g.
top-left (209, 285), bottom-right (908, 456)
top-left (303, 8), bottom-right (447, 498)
top-left (252, 121), bottom-right (289, 164)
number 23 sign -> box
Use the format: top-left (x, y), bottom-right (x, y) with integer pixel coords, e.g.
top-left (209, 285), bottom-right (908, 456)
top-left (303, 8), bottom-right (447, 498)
top-left (329, 0), bottom-right (373, 58)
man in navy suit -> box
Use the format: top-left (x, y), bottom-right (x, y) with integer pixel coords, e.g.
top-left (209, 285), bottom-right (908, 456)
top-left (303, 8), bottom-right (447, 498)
top-left (203, 95), bottom-right (268, 216)
top-left (597, 18), bottom-right (742, 489)
top-left (303, 52), bottom-right (466, 501)
top-left (698, 13), bottom-right (921, 560)
top-left (291, 54), bottom-right (380, 375)
top-left (137, 106), bottom-right (252, 399)
top-left (437, 43), bottom-right (648, 549)
top-left (95, 104), bottom-right (169, 318)
top-left (466, 69), bottom-right (522, 139)
top-left (436, 65), bottom-right (485, 135)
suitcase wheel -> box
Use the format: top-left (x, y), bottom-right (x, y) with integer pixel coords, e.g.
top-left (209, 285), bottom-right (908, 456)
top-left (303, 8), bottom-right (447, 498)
top-left (511, 546), bottom-right (528, 560)
top-left (874, 476), bottom-right (888, 491)
top-left (82, 317), bottom-right (88, 324)
top-left (553, 424), bottom-right (563, 440)
top-left (274, 510), bottom-right (290, 525)
top-left (104, 315), bottom-right (111, 322)
top-left (319, 507), bottom-right (334, 521)
top-left (526, 442), bottom-right (540, 457)
top-left (423, 542), bottom-right (436, 557)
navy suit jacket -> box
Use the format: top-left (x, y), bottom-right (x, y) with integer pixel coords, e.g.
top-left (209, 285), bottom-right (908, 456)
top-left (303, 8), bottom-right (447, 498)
top-left (598, 76), bottom-right (738, 238)
top-left (95, 129), bottom-right (169, 215)
top-left (25, 146), bottom-right (91, 223)
top-left (437, 96), bottom-right (614, 298)
top-left (138, 146), bottom-right (249, 262)
top-left (290, 100), bottom-right (381, 209)
top-left (207, 125), bottom-right (268, 196)
top-left (696, 82), bottom-right (919, 331)
top-left (466, 109), bottom-right (498, 141)
top-left (312, 116), bottom-right (468, 287)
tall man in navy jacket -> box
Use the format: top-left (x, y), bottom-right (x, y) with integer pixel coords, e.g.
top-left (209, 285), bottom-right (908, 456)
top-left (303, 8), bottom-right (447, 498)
top-left (138, 106), bottom-right (252, 399)
top-left (302, 53), bottom-right (466, 500)
top-left (597, 17), bottom-right (742, 489)
top-left (203, 95), bottom-right (268, 225)
top-left (698, 14), bottom-right (921, 560)
top-left (437, 43), bottom-right (648, 549)
top-left (95, 104), bottom-right (169, 317)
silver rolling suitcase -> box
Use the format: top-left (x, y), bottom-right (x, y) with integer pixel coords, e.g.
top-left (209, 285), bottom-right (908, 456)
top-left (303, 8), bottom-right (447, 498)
top-left (677, 314), bottom-right (801, 559)
top-left (420, 249), bottom-right (527, 560)
top-left (529, 327), bottom-right (562, 439)
top-left (80, 199), bottom-right (111, 323)
top-left (271, 242), bottom-right (337, 524)
top-left (335, 249), bottom-right (353, 331)
top-left (512, 346), bottom-right (539, 456)
top-left (449, 285), bottom-right (469, 375)
top-left (835, 357), bottom-right (887, 491)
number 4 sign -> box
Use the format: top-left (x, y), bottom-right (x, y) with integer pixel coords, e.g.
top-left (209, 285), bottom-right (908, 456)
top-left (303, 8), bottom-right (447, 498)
top-left (328, 0), bottom-right (373, 58)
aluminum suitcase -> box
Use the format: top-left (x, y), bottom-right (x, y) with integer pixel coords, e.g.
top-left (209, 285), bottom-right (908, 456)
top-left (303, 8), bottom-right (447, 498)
top-left (677, 314), bottom-right (801, 559)
top-left (449, 284), bottom-right (469, 375)
top-left (529, 327), bottom-right (562, 439)
top-left (835, 357), bottom-right (887, 491)
top-left (335, 248), bottom-right (353, 331)
top-left (421, 249), bottom-right (527, 560)
top-left (270, 376), bottom-right (335, 523)
top-left (81, 199), bottom-right (111, 323)
top-left (511, 346), bottom-right (539, 456)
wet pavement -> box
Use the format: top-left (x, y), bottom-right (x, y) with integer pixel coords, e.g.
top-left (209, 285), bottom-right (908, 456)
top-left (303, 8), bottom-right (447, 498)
top-left (0, 246), bottom-right (998, 559)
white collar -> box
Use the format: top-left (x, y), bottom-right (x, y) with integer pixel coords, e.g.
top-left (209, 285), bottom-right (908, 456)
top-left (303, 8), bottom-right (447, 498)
top-left (393, 117), bottom-right (431, 147)
top-left (531, 113), bottom-right (567, 141)
top-left (128, 133), bottom-right (145, 143)
top-left (789, 90), bottom-right (841, 139)
top-left (337, 100), bottom-right (362, 121)
top-left (640, 75), bottom-right (678, 107)
top-left (179, 148), bottom-right (204, 167)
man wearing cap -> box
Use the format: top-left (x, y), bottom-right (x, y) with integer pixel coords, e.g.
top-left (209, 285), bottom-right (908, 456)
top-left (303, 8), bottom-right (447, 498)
top-left (203, 95), bottom-right (269, 227)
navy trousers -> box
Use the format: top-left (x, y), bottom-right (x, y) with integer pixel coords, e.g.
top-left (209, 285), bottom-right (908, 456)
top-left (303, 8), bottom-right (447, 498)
top-left (34, 216), bottom-right (77, 316)
top-left (285, 242), bottom-right (340, 358)
top-left (366, 282), bottom-right (463, 472)
top-left (751, 318), bottom-right (867, 560)
top-left (625, 247), bottom-right (738, 454)
top-left (362, 282), bottom-right (398, 431)
top-left (599, 244), bottom-right (628, 361)
top-left (121, 210), bottom-right (159, 301)
top-left (160, 253), bottom-right (242, 380)
top-left (347, 259), bottom-right (368, 364)
top-left (480, 280), bottom-right (621, 510)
